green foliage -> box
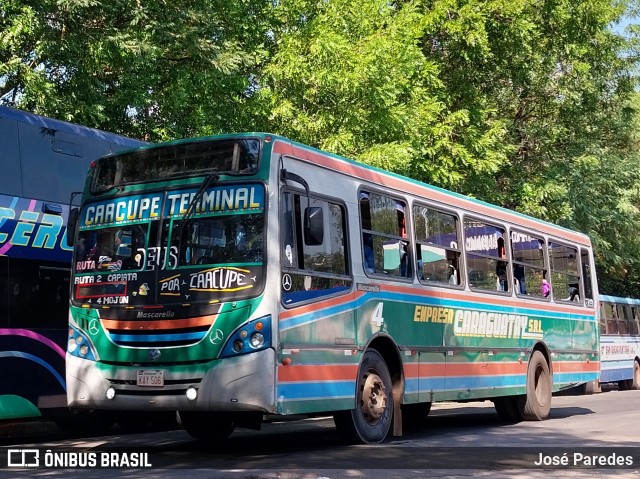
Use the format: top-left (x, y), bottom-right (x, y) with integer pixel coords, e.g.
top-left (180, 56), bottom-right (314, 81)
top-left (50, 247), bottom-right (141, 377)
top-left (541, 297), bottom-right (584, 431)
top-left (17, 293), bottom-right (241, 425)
top-left (2, 0), bottom-right (640, 292)
top-left (1, 0), bottom-right (272, 139)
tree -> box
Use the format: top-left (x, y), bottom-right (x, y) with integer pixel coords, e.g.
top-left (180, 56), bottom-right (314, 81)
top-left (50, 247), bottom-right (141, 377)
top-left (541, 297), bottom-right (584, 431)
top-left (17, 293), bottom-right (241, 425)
top-left (1, 0), bottom-right (272, 139)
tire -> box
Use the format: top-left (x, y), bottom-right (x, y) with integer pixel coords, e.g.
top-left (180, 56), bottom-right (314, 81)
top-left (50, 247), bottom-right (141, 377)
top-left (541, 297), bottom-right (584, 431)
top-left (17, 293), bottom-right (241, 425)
top-left (517, 350), bottom-right (552, 421)
top-left (632, 360), bottom-right (640, 390)
top-left (178, 411), bottom-right (235, 442)
top-left (493, 396), bottom-right (522, 423)
top-left (333, 349), bottom-right (393, 444)
top-left (618, 379), bottom-right (632, 391)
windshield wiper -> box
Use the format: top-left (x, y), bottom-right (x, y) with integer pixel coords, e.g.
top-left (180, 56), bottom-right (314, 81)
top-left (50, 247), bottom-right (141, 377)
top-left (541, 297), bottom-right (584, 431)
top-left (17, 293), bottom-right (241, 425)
top-left (172, 173), bottom-right (219, 247)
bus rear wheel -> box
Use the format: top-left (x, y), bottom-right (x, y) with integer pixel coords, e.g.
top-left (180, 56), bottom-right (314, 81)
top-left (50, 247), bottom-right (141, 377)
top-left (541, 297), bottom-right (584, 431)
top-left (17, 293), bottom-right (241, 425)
top-left (333, 349), bottom-right (393, 444)
top-left (518, 350), bottom-right (552, 421)
top-left (178, 411), bottom-right (235, 442)
top-left (493, 396), bottom-right (522, 422)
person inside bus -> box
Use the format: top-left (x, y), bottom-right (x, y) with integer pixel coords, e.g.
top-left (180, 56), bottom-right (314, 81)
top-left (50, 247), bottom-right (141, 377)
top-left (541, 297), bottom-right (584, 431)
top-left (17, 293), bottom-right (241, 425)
top-left (514, 263), bottom-right (527, 294)
top-left (495, 237), bottom-right (508, 291)
top-left (566, 285), bottom-right (580, 302)
top-left (363, 233), bottom-right (375, 273)
top-left (541, 272), bottom-right (550, 297)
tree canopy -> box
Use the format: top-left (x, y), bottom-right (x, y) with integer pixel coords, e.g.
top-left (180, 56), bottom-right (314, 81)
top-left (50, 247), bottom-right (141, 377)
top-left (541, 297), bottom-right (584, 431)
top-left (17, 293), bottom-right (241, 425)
top-left (2, 0), bottom-right (640, 293)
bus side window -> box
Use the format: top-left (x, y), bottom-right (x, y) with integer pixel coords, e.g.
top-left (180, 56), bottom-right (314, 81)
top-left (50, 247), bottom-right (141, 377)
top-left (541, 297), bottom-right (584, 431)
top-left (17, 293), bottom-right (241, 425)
top-left (464, 218), bottom-right (509, 293)
top-left (510, 231), bottom-right (548, 299)
top-left (359, 191), bottom-right (411, 279)
top-left (548, 242), bottom-right (581, 304)
top-left (413, 204), bottom-right (461, 287)
top-left (281, 191), bottom-right (351, 305)
top-left (580, 248), bottom-right (594, 306)
top-left (607, 305), bottom-right (619, 334)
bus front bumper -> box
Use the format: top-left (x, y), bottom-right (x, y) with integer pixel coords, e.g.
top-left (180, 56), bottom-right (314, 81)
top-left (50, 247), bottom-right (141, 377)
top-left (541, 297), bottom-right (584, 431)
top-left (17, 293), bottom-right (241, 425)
top-left (66, 348), bottom-right (276, 413)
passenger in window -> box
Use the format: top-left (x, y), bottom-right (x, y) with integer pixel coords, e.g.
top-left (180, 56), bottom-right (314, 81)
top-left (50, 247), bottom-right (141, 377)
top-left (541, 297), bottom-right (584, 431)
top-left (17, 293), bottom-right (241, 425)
top-left (541, 272), bottom-right (550, 297)
top-left (566, 286), bottom-right (580, 303)
top-left (495, 237), bottom-right (508, 291)
top-left (363, 233), bottom-right (375, 273)
top-left (448, 262), bottom-right (458, 285)
top-left (400, 243), bottom-right (412, 277)
top-left (514, 264), bottom-right (527, 294)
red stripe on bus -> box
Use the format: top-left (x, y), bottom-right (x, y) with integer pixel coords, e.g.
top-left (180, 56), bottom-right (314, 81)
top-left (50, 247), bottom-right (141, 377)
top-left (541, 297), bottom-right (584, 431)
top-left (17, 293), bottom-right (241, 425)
top-left (273, 140), bottom-right (590, 246)
top-left (100, 315), bottom-right (217, 331)
top-left (554, 361), bottom-right (600, 373)
top-left (278, 364), bottom-right (359, 382)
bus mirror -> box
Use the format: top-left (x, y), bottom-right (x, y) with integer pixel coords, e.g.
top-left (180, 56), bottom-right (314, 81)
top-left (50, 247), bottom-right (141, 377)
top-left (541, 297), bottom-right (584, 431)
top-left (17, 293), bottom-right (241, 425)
top-left (304, 207), bottom-right (323, 246)
top-left (67, 207), bottom-right (80, 247)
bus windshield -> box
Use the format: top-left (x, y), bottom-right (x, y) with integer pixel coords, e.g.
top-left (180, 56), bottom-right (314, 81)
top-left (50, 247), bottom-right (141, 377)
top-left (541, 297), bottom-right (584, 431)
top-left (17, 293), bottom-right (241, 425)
top-left (72, 183), bottom-right (265, 306)
top-left (92, 138), bottom-right (260, 193)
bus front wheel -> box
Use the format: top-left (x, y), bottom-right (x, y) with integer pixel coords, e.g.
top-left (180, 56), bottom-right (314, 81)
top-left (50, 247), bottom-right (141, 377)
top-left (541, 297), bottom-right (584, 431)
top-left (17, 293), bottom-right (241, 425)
top-left (333, 349), bottom-right (393, 444)
top-left (518, 350), bottom-right (552, 421)
top-left (178, 411), bottom-right (235, 442)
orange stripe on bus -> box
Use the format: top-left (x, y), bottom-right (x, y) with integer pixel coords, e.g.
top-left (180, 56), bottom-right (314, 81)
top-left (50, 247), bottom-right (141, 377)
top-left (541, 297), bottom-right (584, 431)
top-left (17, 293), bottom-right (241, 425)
top-left (277, 364), bottom-right (359, 382)
top-left (101, 315), bottom-right (216, 331)
top-left (273, 140), bottom-right (590, 246)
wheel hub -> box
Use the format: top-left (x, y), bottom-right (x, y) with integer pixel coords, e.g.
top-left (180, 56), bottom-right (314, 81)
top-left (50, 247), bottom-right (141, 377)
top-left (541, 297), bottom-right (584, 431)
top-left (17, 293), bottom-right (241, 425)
top-left (361, 372), bottom-right (387, 423)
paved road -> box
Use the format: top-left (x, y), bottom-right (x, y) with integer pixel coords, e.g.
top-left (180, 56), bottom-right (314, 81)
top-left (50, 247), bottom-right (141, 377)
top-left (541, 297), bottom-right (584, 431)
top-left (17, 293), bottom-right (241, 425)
top-left (1, 389), bottom-right (639, 479)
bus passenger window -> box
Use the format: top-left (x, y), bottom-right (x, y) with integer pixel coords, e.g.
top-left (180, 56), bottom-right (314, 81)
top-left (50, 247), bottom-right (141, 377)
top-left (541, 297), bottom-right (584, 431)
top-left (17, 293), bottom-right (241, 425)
top-left (280, 191), bottom-right (351, 304)
top-left (510, 232), bottom-right (548, 299)
top-left (549, 242), bottom-right (581, 304)
top-left (413, 205), bottom-right (461, 287)
top-left (360, 191), bottom-right (411, 279)
top-left (464, 219), bottom-right (508, 293)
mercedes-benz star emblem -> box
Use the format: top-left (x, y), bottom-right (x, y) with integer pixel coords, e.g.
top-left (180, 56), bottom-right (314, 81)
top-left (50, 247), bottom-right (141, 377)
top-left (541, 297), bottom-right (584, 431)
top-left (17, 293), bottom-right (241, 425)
top-left (148, 349), bottom-right (161, 361)
top-left (210, 329), bottom-right (224, 344)
top-left (88, 319), bottom-right (100, 336)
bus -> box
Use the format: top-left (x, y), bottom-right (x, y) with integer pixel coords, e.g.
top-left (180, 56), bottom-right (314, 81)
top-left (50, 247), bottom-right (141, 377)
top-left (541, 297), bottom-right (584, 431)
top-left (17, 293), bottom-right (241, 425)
top-left (65, 133), bottom-right (600, 443)
top-left (598, 295), bottom-right (640, 390)
top-left (0, 106), bottom-right (146, 424)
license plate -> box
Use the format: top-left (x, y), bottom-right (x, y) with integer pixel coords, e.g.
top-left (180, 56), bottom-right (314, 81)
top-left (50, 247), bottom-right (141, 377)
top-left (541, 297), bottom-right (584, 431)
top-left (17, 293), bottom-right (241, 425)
top-left (136, 370), bottom-right (164, 387)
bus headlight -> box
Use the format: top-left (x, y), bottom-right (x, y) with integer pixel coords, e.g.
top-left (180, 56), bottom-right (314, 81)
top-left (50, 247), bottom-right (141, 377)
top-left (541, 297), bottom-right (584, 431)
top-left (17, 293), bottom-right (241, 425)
top-left (250, 332), bottom-right (264, 349)
top-left (220, 316), bottom-right (271, 358)
top-left (67, 325), bottom-right (97, 361)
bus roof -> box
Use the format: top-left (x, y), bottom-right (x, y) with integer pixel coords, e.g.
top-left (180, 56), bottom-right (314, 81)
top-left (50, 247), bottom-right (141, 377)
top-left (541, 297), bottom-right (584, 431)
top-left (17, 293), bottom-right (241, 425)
top-left (599, 295), bottom-right (640, 305)
top-left (0, 106), bottom-right (145, 148)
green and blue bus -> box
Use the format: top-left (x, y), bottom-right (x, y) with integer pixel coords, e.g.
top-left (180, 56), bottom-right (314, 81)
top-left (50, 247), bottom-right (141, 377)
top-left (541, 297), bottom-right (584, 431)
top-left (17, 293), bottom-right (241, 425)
top-left (66, 134), bottom-right (599, 443)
